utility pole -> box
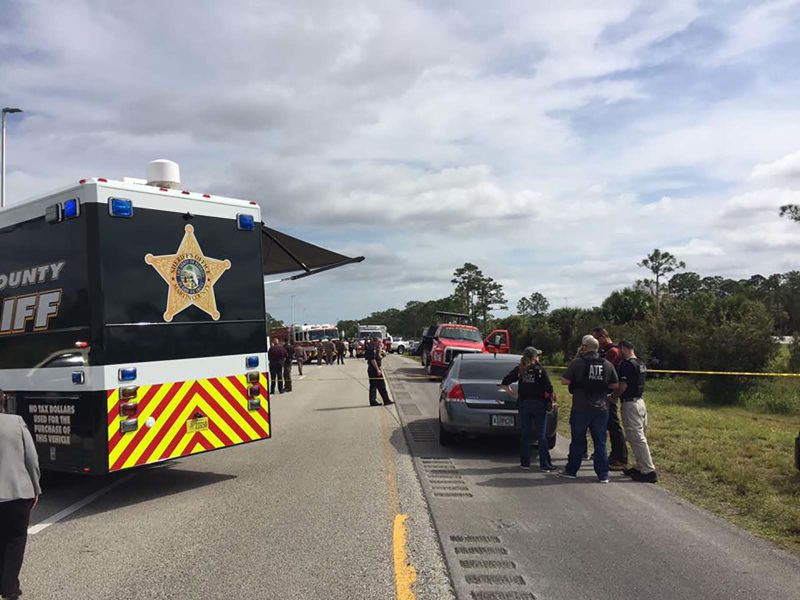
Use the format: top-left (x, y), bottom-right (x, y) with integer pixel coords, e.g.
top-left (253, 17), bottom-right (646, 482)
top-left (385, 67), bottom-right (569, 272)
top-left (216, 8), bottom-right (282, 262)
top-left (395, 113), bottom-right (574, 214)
top-left (291, 295), bottom-right (295, 326)
top-left (1, 107), bottom-right (23, 209)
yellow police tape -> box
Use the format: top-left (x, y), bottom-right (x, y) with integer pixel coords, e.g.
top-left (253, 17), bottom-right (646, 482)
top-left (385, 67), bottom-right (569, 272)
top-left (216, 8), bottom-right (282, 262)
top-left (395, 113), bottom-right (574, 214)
top-left (542, 365), bottom-right (800, 378)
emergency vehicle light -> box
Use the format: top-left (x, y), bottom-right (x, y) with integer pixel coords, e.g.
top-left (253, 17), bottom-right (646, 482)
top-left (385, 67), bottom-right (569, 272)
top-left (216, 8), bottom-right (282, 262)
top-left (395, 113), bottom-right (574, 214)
top-left (118, 367), bottom-right (137, 381)
top-left (248, 399), bottom-right (261, 411)
top-left (63, 198), bottom-right (80, 219)
top-left (248, 385), bottom-right (260, 398)
top-left (247, 372), bottom-right (260, 384)
top-left (120, 418), bottom-right (138, 434)
top-left (109, 197), bottom-right (133, 218)
top-left (45, 203), bottom-right (62, 224)
top-left (119, 402), bottom-right (139, 417)
top-left (246, 356), bottom-right (259, 369)
top-left (72, 371), bottom-right (85, 385)
top-left (237, 213), bottom-right (255, 231)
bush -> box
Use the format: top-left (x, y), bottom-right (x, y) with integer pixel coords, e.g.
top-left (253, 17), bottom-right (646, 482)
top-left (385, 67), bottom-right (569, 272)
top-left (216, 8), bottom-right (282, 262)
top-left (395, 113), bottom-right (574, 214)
top-left (789, 334), bottom-right (800, 372)
top-left (742, 379), bottom-right (800, 415)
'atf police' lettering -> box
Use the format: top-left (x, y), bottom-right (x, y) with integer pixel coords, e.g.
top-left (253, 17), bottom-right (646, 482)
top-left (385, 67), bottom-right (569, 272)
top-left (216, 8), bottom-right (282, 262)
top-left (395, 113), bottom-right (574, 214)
top-left (588, 364), bottom-right (604, 380)
top-left (0, 261), bottom-right (65, 291)
top-left (0, 290), bottom-right (62, 334)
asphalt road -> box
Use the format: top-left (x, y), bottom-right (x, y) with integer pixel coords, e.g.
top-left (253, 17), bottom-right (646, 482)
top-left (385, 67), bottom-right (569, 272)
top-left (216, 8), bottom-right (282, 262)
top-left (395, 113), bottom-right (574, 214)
top-left (21, 354), bottom-right (800, 600)
top-left (383, 355), bottom-right (800, 600)
top-left (22, 357), bottom-right (452, 600)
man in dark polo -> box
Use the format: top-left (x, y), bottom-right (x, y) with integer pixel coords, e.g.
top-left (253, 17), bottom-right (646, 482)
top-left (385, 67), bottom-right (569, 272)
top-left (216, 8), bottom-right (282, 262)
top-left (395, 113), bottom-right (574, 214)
top-left (559, 334), bottom-right (619, 483)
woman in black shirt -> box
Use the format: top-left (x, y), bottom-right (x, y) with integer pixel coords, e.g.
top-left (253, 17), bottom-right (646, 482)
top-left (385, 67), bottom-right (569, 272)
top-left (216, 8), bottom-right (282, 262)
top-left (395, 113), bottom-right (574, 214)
top-left (500, 347), bottom-right (556, 471)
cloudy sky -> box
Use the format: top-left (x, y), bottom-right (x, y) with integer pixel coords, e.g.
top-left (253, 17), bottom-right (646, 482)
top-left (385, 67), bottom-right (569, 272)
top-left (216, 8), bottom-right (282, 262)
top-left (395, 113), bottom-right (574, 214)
top-left (3, 1), bottom-right (800, 325)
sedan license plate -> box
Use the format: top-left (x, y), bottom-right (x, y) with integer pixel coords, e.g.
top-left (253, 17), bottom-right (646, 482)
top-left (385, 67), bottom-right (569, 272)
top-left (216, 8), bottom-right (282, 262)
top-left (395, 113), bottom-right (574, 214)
top-left (491, 414), bottom-right (515, 427)
top-left (186, 417), bottom-right (209, 433)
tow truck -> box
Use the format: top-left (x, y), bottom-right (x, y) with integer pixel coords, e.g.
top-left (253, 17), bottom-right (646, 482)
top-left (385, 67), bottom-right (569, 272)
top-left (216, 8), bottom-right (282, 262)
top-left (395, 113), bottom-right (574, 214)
top-left (420, 313), bottom-right (510, 377)
top-left (0, 160), bottom-right (363, 473)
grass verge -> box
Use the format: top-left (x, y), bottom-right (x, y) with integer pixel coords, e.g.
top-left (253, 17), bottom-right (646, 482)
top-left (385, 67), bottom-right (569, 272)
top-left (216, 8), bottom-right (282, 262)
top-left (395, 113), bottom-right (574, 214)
top-left (550, 377), bottom-right (800, 557)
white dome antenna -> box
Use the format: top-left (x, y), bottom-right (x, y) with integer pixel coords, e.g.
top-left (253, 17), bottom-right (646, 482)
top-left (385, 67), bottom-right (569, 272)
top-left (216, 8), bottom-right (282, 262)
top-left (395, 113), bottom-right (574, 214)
top-left (146, 159), bottom-right (181, 189)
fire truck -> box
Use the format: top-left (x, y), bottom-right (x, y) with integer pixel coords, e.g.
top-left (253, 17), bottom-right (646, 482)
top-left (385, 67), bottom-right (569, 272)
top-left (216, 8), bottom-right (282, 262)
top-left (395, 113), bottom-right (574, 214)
top-left (0, 160), bottom-right (362, 473)
top-left (356, 324), bottom-right (387, 357)
top-left (270, 323), bottom-right (339, 362)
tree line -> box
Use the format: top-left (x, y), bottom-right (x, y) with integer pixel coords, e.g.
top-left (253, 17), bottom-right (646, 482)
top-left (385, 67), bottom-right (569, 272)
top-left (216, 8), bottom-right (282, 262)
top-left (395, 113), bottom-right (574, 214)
top-left (344, 251), bottom-right (800, 383)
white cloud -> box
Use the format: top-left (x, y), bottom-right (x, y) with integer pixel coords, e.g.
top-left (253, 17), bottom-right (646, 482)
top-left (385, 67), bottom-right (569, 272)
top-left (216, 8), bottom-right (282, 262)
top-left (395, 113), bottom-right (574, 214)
top-left (2, 0), bottom-right (800, 324)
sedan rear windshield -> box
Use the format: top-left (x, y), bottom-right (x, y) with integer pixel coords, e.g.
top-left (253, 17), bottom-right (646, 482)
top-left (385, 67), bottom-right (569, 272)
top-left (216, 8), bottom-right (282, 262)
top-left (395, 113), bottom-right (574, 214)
top-left (458, 360), bottom-right (518, 380)
top-left (439, 327), bottom-right (481, 342)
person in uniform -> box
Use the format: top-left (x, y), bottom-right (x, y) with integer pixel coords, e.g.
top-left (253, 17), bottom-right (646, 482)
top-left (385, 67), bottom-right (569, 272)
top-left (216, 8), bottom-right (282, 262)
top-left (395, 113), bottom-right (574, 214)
top-left (365, 336), bottom-right (393, 406)
top-left (336, 339), bottom-right (346, 365)
top-left (268, 338), bottom-right (287, 394)
top-left (282, 338), bottom-right (294, 392)
top-left (500, 347), bottom-right (557, 472)
top-left (611, 341), bottom-right (658, 483)
top-left (0, 410), bottom-right (41, 600)
top-left (559, 335), bottom-right (619, 483)
top-left (592, 327), bottom-right (628, 470)
top-left (294, 344), bottom-right (305, 377)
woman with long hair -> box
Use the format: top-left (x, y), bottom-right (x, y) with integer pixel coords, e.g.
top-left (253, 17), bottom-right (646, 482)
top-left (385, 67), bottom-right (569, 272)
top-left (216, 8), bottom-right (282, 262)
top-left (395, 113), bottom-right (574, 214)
top-left (500, 347), bottom-right (556, 471)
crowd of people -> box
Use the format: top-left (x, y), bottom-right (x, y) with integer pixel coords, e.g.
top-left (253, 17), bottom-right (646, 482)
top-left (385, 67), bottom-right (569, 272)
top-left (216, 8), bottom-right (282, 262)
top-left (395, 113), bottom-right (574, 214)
top-left (500, 327), bottom-right (657, 484)
top-left (266, 336), bottom-right (363, 394)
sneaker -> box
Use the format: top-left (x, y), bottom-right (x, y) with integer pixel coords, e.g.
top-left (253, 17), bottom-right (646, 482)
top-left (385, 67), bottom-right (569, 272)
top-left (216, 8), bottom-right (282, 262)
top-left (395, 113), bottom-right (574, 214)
top-left (622, 467), bottom-right (641, 477)
top-left (540, 465), bottom-right (557, 472)
top-left (520, 465), bottom-right (531, 471)
top-left (608, 461), bottom-right (627, 471)
top-left (630, 470), bottom-right (658, 483)
top-left (557, 470), bottom-right (577, 479)
top-left (598, 476), bottom-right (610, 483)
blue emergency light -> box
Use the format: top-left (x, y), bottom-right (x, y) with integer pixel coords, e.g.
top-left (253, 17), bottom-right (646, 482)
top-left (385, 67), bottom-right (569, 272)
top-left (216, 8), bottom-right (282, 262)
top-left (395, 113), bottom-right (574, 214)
top-left (109, 197), bottom-right (133, 218)
top-left (237, 213), bottom-right (255, 231)
top-left (246, 356), bottom-right (259, 369)
top-left (63, 198), bottom-right (80, 219)
top-left (72, 371), bottom-right (85, 385)
top-left (118, 367), bottom-right (137, 382)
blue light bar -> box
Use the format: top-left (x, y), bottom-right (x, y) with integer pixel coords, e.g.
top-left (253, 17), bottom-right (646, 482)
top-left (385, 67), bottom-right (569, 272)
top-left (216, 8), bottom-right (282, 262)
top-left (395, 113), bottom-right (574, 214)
top-left (237, 213), bottom-right (255, 231)
top-left (246, 356), bottom-right (259, 369)
top-left (109, 197), bottom-right (133, 218)
top-left (63, 198), bottom-right (80, 219)
top-left (118, 367), bottom-right (137, 381)
top-left (72, 371), bottom-right (85, 385)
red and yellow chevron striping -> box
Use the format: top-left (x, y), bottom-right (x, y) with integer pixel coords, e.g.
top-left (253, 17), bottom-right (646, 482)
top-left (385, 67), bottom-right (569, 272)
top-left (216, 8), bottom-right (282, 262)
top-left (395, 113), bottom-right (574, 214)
top-left (107, 372), bottom-right (270, 472)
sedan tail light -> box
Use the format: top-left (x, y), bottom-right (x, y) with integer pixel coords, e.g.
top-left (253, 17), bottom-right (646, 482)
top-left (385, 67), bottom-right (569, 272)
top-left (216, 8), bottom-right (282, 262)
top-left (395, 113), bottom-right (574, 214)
top-left (446, 384), bottom-right (465, 402)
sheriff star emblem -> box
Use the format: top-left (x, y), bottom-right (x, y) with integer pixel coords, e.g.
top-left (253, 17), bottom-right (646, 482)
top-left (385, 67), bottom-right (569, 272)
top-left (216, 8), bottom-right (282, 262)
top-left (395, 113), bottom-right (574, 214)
top-left (145, 224), bottom-right (231, 322)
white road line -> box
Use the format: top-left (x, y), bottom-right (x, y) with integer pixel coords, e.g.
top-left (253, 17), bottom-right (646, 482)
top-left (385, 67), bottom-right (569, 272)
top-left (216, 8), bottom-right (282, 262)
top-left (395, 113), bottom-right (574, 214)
top-left (28, 473), bottom-right (135, 535)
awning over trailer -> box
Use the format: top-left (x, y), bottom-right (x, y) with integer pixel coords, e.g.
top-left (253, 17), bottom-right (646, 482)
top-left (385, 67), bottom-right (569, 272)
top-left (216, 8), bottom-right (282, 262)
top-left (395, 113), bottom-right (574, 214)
top-left (261, 226), bottom-right (365, 280)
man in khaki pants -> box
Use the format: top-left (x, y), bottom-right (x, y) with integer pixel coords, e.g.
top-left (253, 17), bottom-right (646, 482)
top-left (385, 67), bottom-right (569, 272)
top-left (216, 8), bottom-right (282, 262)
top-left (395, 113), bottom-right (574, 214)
top-left (612, 341), bottom-right (658, 483)
top-left (0, 409), bottom-right (42, 600)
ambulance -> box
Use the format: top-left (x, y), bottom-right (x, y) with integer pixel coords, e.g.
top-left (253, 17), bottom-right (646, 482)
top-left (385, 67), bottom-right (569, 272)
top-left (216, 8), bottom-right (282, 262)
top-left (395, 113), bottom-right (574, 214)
top-left (0, 160), bottom-right (362, 473)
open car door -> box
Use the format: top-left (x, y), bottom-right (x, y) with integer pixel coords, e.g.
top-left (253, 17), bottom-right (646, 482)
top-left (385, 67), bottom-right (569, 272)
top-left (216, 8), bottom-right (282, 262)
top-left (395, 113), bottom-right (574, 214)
top-left (484, 329), bottom-right (511, 354)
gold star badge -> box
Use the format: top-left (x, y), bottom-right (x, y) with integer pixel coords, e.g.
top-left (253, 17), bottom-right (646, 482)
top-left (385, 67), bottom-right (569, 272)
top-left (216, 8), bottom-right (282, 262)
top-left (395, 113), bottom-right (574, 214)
top-left (145, 224), bottom-right (232, 322)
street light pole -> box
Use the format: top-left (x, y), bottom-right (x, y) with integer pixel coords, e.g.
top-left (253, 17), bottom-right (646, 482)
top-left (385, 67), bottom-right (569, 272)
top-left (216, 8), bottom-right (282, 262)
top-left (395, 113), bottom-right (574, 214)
top-left (290, 295), bottom-right (296, 326)
top-left (1, 107), bottom-right (23, 209)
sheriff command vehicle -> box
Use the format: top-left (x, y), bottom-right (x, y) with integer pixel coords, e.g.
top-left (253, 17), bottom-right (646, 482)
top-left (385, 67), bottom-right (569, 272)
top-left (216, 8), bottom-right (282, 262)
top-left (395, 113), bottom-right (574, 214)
top-left (0, 160), bottom-right (362, 474)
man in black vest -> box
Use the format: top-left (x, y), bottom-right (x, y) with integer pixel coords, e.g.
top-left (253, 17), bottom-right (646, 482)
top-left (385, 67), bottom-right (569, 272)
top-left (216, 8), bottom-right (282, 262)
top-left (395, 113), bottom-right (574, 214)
top-left (593, 327), bottom-right (628, 470)
top-left (559, 335), bottom-right (619, 482)
top-left (611, 341), bottom-right (657, 483)
top-left (365, 336), bottom-right (393, 406)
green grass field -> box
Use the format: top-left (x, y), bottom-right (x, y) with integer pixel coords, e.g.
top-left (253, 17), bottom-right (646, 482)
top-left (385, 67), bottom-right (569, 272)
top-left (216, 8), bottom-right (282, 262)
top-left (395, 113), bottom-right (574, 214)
top-left (550, 376), bottom-right (800, 557)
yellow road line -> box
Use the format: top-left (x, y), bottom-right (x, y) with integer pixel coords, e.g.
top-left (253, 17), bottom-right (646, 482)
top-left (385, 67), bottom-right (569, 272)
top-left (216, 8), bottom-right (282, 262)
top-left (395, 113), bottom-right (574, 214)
top-left (380, 389), bottom-right (417, 600)
top-left (393, 514), bottom-right (417, 600)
